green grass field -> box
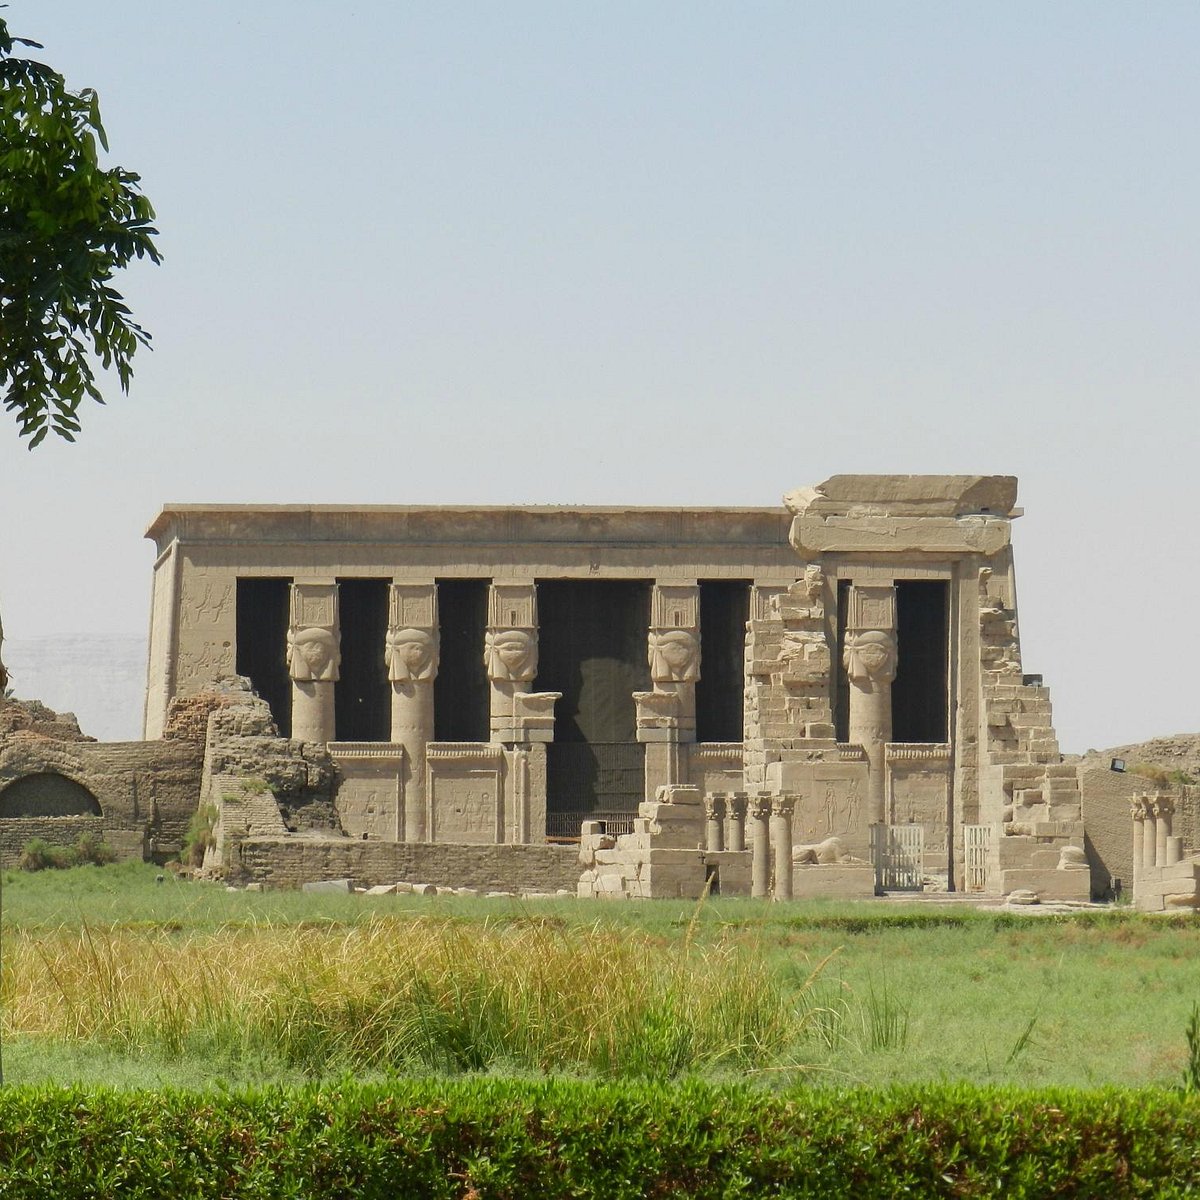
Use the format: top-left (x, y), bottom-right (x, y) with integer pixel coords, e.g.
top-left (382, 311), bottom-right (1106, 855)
top-left (2, 863), bottom-right (1198, 1091)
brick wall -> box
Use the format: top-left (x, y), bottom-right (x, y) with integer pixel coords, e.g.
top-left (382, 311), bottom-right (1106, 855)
top-left (232, 837), bottom-right (581, 892)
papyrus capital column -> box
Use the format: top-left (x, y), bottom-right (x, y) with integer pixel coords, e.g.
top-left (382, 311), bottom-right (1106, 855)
top-left (1130, 797), bottom-right (1147, 884)
top-left (387, 582), bottom-right (438, 841)
top-left (844, 583), bottom-right (897, 826)
top-left (725, 791), bottom-right (748, 852)
top-left (703, 792), bottom-right (726, 853)
top-left (749, 793), bottom-right (772, 899)
top-left (1153, 793), bottom-right (1175, 868)
top-left (485, 583), bottom-right (539, 742)
top-left (288, 582), bottom-right (339, 743)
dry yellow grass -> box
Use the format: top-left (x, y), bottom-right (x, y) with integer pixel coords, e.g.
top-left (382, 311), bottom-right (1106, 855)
top-left (2, 915), bottom-right (802, 1077)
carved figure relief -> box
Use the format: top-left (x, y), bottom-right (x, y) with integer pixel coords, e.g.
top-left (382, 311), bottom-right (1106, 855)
top-left (182, 580), bottom-right (234, 629)
top-left (287, 626), bottom-right (340, 681)
top-left (484, 628), bottom-right (537, 682)
top-left (648, 629), bottom-right (700, 682)
top-left (385, 626), bottom-right (438, 683)
top-left (843, 630), bottom-right (898, 685)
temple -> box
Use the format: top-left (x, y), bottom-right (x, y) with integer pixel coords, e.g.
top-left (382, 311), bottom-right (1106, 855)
top-left (125, 474), bottom-right (1098, 898)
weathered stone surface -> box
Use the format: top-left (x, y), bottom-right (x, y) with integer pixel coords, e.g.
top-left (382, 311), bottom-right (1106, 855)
top-left (785, 475), bottom-right (1018, 518)
top-left (301, 878), bottom-right (352, 894)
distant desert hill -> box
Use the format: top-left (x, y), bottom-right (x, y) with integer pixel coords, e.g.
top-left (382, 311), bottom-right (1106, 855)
top-left (1079, 732), bottom-right (1200, 783)
top-left (2, 635), bottom-right (147, 742)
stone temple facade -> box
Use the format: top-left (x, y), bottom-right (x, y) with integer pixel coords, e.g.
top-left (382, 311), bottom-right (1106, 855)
top-left (126, 474), bottom-right (1096, 898)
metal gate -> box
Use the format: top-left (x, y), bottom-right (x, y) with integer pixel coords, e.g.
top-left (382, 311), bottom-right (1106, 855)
top-left (870, 824), bottom-right (924, 892)
top-left (964, 824), bottom-right (993, 892)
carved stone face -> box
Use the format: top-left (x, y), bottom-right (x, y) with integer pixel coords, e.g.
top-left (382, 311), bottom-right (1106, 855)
top-left (485, 629), bottom-right (536, 681)
top-left (648, 629), bottom-right (700, 682)
top-left (843, 629), bottom-right (897, 685)
top-left (288, 627), bottom-right (339, 682)
top-left (386, 627), bottom-right (437, 682)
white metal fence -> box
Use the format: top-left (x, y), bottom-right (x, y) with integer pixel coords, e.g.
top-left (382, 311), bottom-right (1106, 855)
top-left (963, 823), bottom-right (993, 892)
top-left (870, 823), bottom-right (924, 891)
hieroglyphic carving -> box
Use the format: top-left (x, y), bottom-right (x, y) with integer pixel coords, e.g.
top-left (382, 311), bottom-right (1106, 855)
top-left (180, 580), bottom-right (234, 629)
top-left (890, 769), bottom-right (949, 852)
top-left (429, 768), bottom-right (501, 844)
top-left (792, 771), bottom-right (865, 844)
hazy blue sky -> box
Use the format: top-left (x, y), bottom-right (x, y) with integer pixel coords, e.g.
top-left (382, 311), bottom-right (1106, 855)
top-left (1, 2), bottom-right (1197, 750)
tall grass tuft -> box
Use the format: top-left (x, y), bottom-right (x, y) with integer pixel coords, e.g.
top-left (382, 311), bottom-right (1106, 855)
top-left (859, 973), bottom-right (909, 1052)
top-left (2, 915), bottom-right (807, 1079)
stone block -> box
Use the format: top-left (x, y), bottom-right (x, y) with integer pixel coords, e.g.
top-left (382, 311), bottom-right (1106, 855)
top-left (999, 868), bottom-right (1090, 902)
top-left (792, 864), bottom-right (875, 899)
top-left (301, 878), bottom-right (352, 894)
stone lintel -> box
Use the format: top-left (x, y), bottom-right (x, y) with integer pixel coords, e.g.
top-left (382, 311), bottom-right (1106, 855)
top-left (791, 514), bottom-right (1011, 557)
top-left (784, 475), bottom-right (1018, 518)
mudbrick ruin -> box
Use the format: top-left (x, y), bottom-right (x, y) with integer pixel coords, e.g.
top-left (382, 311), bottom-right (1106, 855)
top-left (2, 475), bottom-right (1197, 906)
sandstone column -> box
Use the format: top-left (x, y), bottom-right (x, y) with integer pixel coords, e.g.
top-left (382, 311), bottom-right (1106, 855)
top-left (640, 583), bottom-right (701, 801)
top-left (771, 793), bottom-right (795, 901)
top-left (485, 583), bottom-right (539, 742)
top-left (1154, 794), bottom-right (1174, 868)
top-left (1130, 798), bottom-right (1146, 888)
top-left (288, 581), bottom-right (339, 743)
top-left (725, 792), bottom-right (748, 852)
top-left (843, 584), bottom-right (898, 828)
top-left (1142, 794), bottom-right (1159, 870)
top-left (704, 793), bottom-right (726, 853)
top-left (750, 793), bottom-right (772, 899)
top-left (386, 582), bottom-right (439, 842)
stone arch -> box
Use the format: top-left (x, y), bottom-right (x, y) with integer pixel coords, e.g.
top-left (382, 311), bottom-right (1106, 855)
top-left (0, 773), bottom-right (103, 818)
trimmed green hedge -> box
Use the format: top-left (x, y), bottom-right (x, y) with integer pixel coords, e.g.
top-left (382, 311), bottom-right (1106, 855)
top-left (1, 1080), bottom-right (1199, 1198)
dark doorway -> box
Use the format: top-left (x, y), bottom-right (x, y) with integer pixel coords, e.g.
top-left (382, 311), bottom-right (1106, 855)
top-left (536, 580), bottom-right (651, 816)
top-left (892, 581), bottom-right (949, 743)
top-left (335, 579), bottom-right (390, 741)
top-left (696, 580), bottom-right (750, 743)
top-left (236, 577), bottom-right (292, 736)
top-left (434, 579), bottom-right (490, 742)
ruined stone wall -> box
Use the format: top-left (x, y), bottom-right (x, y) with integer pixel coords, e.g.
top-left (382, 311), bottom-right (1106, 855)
top-left (231, 837), bottom-right (580, 892)
top-left (0, 730), bottom-right (203, 861)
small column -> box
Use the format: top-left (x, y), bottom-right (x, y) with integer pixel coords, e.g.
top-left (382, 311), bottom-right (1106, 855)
top-left (843, 584), bottom-right (898, 827)
top-left (387, 583), bottom-right (438, 842)
top-left (704, 793), bottom-right (726, 853)
top-left (771, 794), bottom-right (796, 901)
top-left (287, 582), bottom-right (339, 743)
top-left (1142, 794), bottom-right (1160, 870)
top-left (1154, 794), bottom-right (1174, 868)
top-left (750, 792), bottom-right (772, 899)
top-left (1130, 799), bottom-right (1146, 888)
top-left (725, 791), bottom-right (748, 852)
top-left (485, 583), bottom-right (539, 742)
